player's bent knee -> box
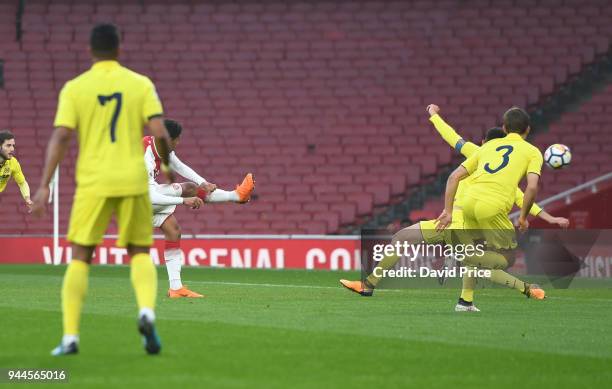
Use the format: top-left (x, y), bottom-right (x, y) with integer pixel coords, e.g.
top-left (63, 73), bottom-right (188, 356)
top-left (127, 245), bottom-right (150, 257)
top-left (500, 249), bottom-right (516, 268)
top-left (71, 244), bottom-right (96, 263)
top-left (392, 224), bottom-right (422, 245)
top-left (181, 182), bottom-right (198, 197)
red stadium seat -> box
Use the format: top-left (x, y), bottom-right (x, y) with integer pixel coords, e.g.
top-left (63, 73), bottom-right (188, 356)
top-left (4, 0), bottom-right (611, 234)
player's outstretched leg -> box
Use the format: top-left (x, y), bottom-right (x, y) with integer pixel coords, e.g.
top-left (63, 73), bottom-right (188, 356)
top-left (51, 248), bottom-right (92, 356)
top-left (160, 216), bottom-right (204, 298)
top-left (340, 223), bottom-right (424, 297)
top-left (130, 249), bottom-right (161, 354)
top-left (189, 173), bottom-right (255, 204)
top-left (487, 269), bottom-right (546, 300)
top-left (463, 250), bottom-right (546, 300)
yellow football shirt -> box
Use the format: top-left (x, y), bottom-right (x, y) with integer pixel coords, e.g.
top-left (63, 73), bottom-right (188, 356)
top-left (461, 133), bottom-right (543, 213)
top-left (0, 157), bottom-right (27, 193)
top-left (429, 114), bottom-right (542, 216)
top-left (54, 60), bottom-right (163, 197)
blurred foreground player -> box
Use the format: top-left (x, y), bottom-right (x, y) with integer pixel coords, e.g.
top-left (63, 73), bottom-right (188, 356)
top-left (144, 119), bottom-right (255, 298)
top-left (0, 130), bottom-right (33, 210)
top-left (31, 23), bottom-right (173, 355)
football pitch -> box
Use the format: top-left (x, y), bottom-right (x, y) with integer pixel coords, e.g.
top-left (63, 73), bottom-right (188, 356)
top-left (1, 265), bottom-right (611, 388)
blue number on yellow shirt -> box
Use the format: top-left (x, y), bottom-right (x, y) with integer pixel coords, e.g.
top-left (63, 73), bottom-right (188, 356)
top-left (484, 145), bottom-right (514, 173)
top-left (97, 93), bottom-right (123, 143)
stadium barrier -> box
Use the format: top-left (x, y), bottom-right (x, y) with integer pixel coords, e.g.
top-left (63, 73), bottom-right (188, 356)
top-left (1, 233), bottom-right (610, 278)
top-left (0, 235), bottom-right (361, 270)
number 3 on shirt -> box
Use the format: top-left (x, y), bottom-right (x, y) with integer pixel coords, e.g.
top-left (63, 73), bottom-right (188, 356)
top-left (484, 145), bottom-right (514, 173)
top-left (97, 93), bottom-right (122, 143)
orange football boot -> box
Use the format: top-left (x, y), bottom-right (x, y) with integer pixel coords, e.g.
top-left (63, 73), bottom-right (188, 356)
top-left (339, 279), bottom-right (373, 296)
top-left (167, 286), bottom-right (204, 298)
top-left (525, 283), bottom-right (546, 300)
top-left (236, 173), bottom-right (255, 203)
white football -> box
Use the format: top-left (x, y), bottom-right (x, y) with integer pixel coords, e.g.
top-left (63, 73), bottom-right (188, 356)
top-left (544, 144), bottom-right (571, 169)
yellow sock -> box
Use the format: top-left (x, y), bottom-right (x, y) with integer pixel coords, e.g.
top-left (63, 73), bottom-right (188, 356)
top-left (130, 253), bottom-right (157, 310)
top-left (463, 250), bottom-right (508, 270)
top-left (62, 260), bottom-right (89, 336)
top-left (460, 274), bottom-right (476, 302)
top-left (488, 270), bottom-right (526, 293)
top-left (366, 253), bottom-right (400, 287)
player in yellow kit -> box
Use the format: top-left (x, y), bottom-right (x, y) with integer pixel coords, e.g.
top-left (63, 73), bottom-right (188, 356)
top-left (31, 24), bottom-right (174, 356)
top-left (436, 106), bottom-right (547, 307)
top-left (340, 105), bottom-right (568, 303)
top-left (0, 131), bottom-right (32, 210)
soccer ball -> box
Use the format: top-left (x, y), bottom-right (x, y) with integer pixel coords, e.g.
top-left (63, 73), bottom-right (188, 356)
top-left (544, 144), bottom-right (571, 169)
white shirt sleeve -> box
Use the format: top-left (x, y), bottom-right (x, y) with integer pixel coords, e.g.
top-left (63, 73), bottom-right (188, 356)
top-left (144, 146), bottom-right (157, 184)
top-left (149, 186), bottom-right (183, 206)
top-left (169, 152), bottom-right (208, 185)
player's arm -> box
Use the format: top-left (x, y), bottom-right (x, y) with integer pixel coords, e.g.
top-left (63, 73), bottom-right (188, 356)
top-left (31, 127), bottom-right (74, 217)
top-left (169, 152), bottom-right (207, 184)
top-left (148, 118), bottom-right (172, 179)
top-left (518, 149), bottom-right (545, 232)
top-left (170, 152), bottom-right (217, 193)
top-left (11, 159), bottom-right (32, 209)
top-left (537, 210), bottom-right (570, 228)
top-left (436, 150), bottom-right (479, 231)
top-left (518, 173), bottom-right (539, 232)
top-left (149, 188), bottom-right (202, 209)
top-left (427, 104), bottom-right (479, 157)
top-left (436, 166), bottom-right (469, 231)
top-left (150, 188), bottom-right (185, 206)
top-left (32, 82), bottom-right (76, 217)
top-left (514, 188), bottom-right (569, 228)
top-left (514, 188), bottom-right (542, 217)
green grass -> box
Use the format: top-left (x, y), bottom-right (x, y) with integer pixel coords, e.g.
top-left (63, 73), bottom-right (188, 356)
top-left (1, 265), bottom-right (611, 388)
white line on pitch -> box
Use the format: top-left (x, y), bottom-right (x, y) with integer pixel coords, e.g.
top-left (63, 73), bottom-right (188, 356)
top-left (188, 280), bottom-right (401, 292)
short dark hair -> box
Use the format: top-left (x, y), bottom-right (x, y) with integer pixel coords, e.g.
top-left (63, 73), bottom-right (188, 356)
top-left (484, 127), bottom-right (506, 142)
top-left (503, 107), bottom-right (530, 134)
top-left (0, 130), bottom-right (14, 146)
top-left (90, 23), bottom-right (120, 59)
top-left (164, 119), bottom-right (183, 140)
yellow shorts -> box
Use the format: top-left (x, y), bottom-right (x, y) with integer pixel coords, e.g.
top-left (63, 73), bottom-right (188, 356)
top-left (462, 198), bottom-right (516, 250)
top-left (419, 209), bottom-right (466, 244)
top-left (67, 191), bottom-right (153, 247)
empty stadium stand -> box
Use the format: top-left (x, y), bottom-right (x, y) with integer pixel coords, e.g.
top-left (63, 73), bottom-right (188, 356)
top-left (0, 0), bottom-right (611, 234)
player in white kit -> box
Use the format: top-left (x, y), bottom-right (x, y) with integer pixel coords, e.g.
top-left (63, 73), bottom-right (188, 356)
top-left (144, 119), bottom-right (255, 298)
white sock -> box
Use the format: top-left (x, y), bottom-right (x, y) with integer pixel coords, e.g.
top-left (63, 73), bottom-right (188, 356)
top-left (139, 307), bottom-right (155, 322)
top-left (206, 189), bottom-right (239, 203)
top-left (62, 334), bottom-right (79, 347)
top-left (165, 248), bottom-right (183, 290)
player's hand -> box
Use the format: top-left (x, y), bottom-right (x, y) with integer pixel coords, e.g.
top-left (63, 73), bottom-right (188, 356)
top-left (199, 182), bottom-right (217, 194)
top-left (551, 217), bottom-right (570, 229)
top-left (31, 187), bottom-right (50, 218)
top-left (183, 197), bottom-right (204, 209)
top-left (435, 209), bottom-right (452, 232)
top-left (426, 104), bottom-right (440, 116)
top-left (24, 197), bottom-right (33, 213)
top-left (517, 216), bottom-right (529, 233)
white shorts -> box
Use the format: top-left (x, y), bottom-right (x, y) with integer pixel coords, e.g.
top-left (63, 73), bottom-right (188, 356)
top-left (151, 183), bottom-right (183, 228)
